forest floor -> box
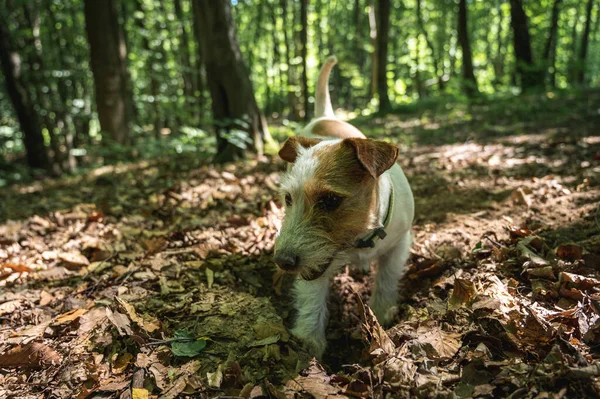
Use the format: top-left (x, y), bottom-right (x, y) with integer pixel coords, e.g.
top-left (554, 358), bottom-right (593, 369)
top-left (1, 89), bottom-right (600, 399)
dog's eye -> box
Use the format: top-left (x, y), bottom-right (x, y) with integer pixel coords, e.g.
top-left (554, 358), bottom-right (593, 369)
top-left (317, 193), bottom-right (343, 212)
top-left (285, 193), bottom-right (292, 207)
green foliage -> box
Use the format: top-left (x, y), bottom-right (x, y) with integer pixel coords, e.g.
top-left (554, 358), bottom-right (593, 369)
top-left (170, 330), bottom-right (207, 357)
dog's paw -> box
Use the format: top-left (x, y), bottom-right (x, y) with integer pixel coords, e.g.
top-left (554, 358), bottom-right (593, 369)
top-left (290, 326), bottom-right (327, 359)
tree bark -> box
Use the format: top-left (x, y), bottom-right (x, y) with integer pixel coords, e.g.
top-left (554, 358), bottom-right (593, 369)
top-left (0, 17), bottom-right (50, 170)
top-left (543, 0), bottom-right (562, 87)
top-left (192, 0), bottom-right (271, 162)
top-left (577, 0), bottom-right (595, 83)
top-left (457, 0), bottom-right (478, 97)
top-left (417, 0), bottom-right (443, 91)
top-left (300, 0), bottom-right (310, 121)
top-left (84, 0), bottom-right (130, 145)
top-left (368, 2), bottom-right (377, 97)
top-left (509, 0), bottom-right (543, 91)
top-left (375, 0), bottom-right (391, 112)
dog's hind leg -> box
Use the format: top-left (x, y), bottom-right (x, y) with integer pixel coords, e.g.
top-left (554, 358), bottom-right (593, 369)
top-left (369, 230), bottom-right (412, 326)
top-left (290, 277), bottom-right (329, 358)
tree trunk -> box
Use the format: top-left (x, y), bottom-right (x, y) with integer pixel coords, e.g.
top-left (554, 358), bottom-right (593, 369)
top-left (493, 0), bottom-right (505, 87)
top-left (509, 0), bottom-right (543, 91)
top-left (543, 0), bottom-right (563, 62)
top-left (375, 0), bottom-right (391, 112)
top-left (173, 0), bottom-right (195, 102)
top-left (280, 0), bottom-right (299, 120)
top-left (417, 0), bottom-right (443, 91)
top-left (457, 0), bottom-right (478, 97)
top-left (0, 18), bottom-right (50, 170)
top-left (577, 0), bottom-right (595, 83)
top-left (84, 0), bottom-right (130, 145)
top-left (134, 0), bottom-right (163, 138)
top-left (368, 2), bottom-right (377, 97)
top-left (192, 0), bottom-right (271, 163)
top-left (300, 0), bottom-right (309, 121)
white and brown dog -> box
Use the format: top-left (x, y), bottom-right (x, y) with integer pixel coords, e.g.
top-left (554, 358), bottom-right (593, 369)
top-left (274, 56), bottom-right (414, 358)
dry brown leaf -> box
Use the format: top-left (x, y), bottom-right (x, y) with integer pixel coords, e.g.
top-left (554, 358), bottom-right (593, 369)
top-left (356, 294), bottom-right (395, 355)
top-left (560, 272), bottom-right (600, 290)
top-left (116, 297), bottom-right (161, 333)
top-left (142, 237), bottom-right (167, 255)
top-left (0, 299), bottom-right (21, 316)
top-left (449, 278), bottom-right (477, 309)
top-left (0, 342), bottom-right (61, 368)
top-left (417, 327), bottom-right (462, 359)
top-left (78, 307), bottom-right (108, 335)
top-left (1, 263), bottom-right (33, 273)
top-left (285, 360), bottom-right (347, 398)
top-left (39, 290), bottom-right (54, 306)
top-left (557, 244), bottom-right (583, 262)
top-left (54, 308), bottom-right (89, 325)
top-left (59, 252), bottom-right (90, 269)
top-left (106, 307), bottom-right (134, 336)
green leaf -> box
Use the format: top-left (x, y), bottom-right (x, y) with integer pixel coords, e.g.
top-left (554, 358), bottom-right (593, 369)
top-left (170, 330), bottom-right (207, 357)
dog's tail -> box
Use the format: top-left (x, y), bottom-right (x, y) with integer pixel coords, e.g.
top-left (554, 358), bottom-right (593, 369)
top-left (314, 56), bottom-right (337, 119)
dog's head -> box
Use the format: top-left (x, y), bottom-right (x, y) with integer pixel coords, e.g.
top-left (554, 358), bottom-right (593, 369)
top-left (274, 136), bottom-right (398, 280)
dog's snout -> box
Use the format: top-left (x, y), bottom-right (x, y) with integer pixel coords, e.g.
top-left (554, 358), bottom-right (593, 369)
top-left (274, 253), bottom-right (300, 271)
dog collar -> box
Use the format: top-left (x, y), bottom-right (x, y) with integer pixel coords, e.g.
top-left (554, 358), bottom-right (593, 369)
top-left (355, 184), bottom-right (395, 249)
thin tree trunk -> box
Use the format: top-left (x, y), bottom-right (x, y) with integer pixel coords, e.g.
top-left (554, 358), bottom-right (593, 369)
top-left (577, 0), bottom-right (595, 83)
top-left (0, 17), bottom-right (50, 170)
top-left (300, 0), bottom-right (309, 121)
top-left (417, 0), bottom-right (443, 91)
top-left (84, 0), bottom-right (130, 145)
top-left (493, 0), bottom-right (505, 87)
top-left (509, 0), bottom-right (543, 91)
top-left (47, 1), bottom-right (77, 172)
top-left (280, 0), bottom-right (299, 120)
top-left (458, 0), bottom-right (478, 97)
top-left (174, 0), bottom-right (195, 104)
top-left (270, 6), bottom-right (283, 114)
top-left (543, 0), bottom-right (563, 86)
top-left (375, 0), bottom-right (391, 111)
top-left (543, 0), bottom-right (563, 62)
top-left (368, 2), bottom-right (377, 97)
top-left (192, 0), bottom-right (271, 162)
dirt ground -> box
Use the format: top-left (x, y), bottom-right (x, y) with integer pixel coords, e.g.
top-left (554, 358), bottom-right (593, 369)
top-left (1, 90), bottom-right (600, 398)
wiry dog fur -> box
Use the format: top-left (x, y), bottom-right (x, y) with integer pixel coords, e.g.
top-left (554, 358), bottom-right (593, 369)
top-left (274, 56), bottom-right (415, 358)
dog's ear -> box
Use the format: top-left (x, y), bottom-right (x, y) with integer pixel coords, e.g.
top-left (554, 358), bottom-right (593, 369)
top-left (342, 138), bottom-right (398, 178)
top-left (279, 136), bottom-right (322, 163)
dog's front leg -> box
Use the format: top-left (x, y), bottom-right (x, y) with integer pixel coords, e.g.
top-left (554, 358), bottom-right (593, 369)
top-left (369, 230), bottom-right (412, 326)
top-left (290, 277), bottom-right (329, 358)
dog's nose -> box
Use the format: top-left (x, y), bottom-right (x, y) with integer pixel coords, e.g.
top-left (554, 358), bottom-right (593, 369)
top-left (274, 253), bottom-right (299, 271)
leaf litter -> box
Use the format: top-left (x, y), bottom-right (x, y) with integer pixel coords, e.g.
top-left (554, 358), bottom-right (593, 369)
top-left (1, 102), bottom-right (600, 397)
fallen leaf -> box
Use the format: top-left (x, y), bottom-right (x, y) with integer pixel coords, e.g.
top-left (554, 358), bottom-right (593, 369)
top-left (106, 308), bottom-right (134, 336)
top-left (171, 330), bottom-right (207, 357)
top-left (132, 388), bottom-right (149, 399)
top-left (356, 294), bottom-right (395, 355)
top-left (1, 263), bottom-right (33, 273)
top-left (54, 308), bottom-right (89, 325)
top-left (560, 272), bottom-right (600, 290)
top-left (207, 364), bottom-right (223, 388)
top-left (557, 244), bottom-right (583, 262)
top-left (116, 297), bottom-right (161, 333)
top-left (113, 352), bottom-right (133, 374)
top-left (449, 278), bottom-right (476, 309)
top-left (417, 327), bottom-right (462, 359)
top-left (59, 252), bottom-right (90, 269)
top-left (0, 342), bottom-right (61, 368)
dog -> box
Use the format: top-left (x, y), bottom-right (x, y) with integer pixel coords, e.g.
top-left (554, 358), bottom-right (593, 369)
top-left (274, 56), bottom-right (414, 358)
